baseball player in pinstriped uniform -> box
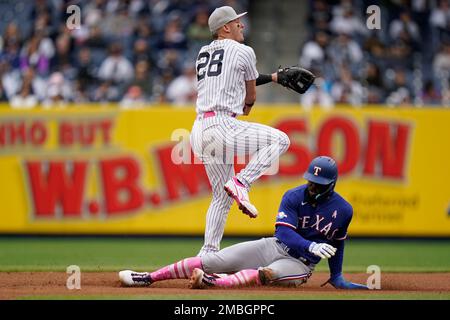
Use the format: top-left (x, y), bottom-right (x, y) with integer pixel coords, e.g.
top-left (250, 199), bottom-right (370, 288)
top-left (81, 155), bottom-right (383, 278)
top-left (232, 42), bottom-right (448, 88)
top-left (190, 6), bottom-right (316, 257)
top-left (119, 156), bottom-right (368, 290)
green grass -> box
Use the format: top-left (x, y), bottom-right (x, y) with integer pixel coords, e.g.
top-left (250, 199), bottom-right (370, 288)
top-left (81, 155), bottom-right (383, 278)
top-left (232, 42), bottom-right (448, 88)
top-left (1, 237), bottom-right (450, 300)
top-left (0, 237), bottom-right (449, 272)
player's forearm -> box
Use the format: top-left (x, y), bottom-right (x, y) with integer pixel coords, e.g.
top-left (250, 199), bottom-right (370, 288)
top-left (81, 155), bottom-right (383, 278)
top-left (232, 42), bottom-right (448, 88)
top-left (328, 240), bottom-right (345, 278)
top-left (255, 73), bottom-right (277, 86)
top-left (275, 226), bottom-right (312, 253)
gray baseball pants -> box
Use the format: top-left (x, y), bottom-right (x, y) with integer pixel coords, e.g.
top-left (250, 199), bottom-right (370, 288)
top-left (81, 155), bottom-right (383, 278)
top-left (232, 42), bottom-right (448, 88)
top-left (201, 237), bottom-right (314, 287)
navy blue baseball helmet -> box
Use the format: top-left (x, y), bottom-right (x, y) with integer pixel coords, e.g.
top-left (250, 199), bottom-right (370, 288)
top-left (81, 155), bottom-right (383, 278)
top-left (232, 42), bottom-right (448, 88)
top-left (303, 156), bottom-right (338, 199)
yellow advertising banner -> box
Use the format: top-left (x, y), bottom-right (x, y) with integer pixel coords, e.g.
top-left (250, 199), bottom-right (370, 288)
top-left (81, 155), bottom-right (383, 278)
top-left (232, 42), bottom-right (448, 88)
top-left (0, 105), bottom-right (449, 236)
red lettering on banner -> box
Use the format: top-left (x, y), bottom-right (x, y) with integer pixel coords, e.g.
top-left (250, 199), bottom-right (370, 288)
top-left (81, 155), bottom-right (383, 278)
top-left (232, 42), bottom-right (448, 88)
top-left (26, 161), bottom-right (87, 217)
top-left (276, 119), bottom-right (311, 176)
top-left (100, 157), bottom-right (144, 214)
top-left (58, 119), bottom-right (114, 147)
top-left (99, 119), bottom-right (113, 144)
top-left (10, 122), bottom-right (26, 145)
top-left (156, 145), bottom-right (210, 201)
top-left (0, 125), bottom-right (4, 146)
top-left (30, 121), bottom-right (47, 146)
top-left (0, 121), bottom-right (49, 147)
top-left (317, 117), bottom-right (360, 174)
top-left (59, 122), bottom-right (73, 146)
top-left (363, 121), bottom-right (410, 178)
top-left (78, 123), bottom-right (95, 146)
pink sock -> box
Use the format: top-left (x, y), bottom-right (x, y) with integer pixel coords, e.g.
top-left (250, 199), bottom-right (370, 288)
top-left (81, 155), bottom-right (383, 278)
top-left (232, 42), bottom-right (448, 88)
top-left (214, 269), bottom-right (261, 288)
top-left (150, 257), bottom-right (202, 282)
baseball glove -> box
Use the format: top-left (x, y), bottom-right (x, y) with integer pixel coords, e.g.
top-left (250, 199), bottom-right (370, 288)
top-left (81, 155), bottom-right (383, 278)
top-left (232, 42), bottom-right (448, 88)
top-left (277, 66), bottom-right (315, 94)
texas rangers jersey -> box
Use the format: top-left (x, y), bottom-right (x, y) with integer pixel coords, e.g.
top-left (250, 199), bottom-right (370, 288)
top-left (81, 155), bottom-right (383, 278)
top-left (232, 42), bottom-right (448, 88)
top-left (195, 39), bottom-right (259, 115)
top-left (275, 184), bottom-right (353, 264)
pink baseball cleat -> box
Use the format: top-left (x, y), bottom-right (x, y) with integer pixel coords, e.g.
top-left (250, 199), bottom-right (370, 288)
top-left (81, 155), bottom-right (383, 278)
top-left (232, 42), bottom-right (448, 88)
top-left (224, 177), bottom-right (258, 218)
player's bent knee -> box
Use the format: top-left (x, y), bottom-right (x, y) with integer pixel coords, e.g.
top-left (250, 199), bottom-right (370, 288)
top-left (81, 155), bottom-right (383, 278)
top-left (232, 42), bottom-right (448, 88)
top-left (277, 131), bottom-right (290, 153)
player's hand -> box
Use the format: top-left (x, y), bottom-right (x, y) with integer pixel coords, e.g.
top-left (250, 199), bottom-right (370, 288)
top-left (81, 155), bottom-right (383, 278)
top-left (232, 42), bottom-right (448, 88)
top-left (243, 104), bottom-right (252, 115)
top-left (308, 242), bottom-right (336, 259)
top-left (322, 274), bottom-right (369, 290)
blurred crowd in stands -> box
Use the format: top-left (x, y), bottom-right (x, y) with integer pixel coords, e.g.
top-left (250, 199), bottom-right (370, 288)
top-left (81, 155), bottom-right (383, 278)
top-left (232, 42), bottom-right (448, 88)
top-left (0, 0), bottom-right (248, 108)
top-left (0, 0), bottom-right (448, 108)
top-left (300, 0), bottom-right (450, 108)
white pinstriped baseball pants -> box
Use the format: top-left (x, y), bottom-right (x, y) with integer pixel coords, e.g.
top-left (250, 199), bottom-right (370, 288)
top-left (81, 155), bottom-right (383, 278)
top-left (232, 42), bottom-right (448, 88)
top-left (190, 113), bottom-right (290, 256)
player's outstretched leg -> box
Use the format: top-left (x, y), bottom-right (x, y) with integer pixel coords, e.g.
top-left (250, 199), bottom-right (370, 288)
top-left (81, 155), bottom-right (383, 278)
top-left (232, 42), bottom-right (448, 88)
top-left (119, 257), bottom-right (202, 287)
top-left (189, 268), bottom-right (261, 289)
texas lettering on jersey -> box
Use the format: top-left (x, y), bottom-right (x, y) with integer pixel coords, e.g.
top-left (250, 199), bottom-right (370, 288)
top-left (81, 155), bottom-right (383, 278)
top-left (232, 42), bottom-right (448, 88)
top-left (275, 185), bottom-right (353, 244)
top-left (297, 213), bottom-right (342, 241)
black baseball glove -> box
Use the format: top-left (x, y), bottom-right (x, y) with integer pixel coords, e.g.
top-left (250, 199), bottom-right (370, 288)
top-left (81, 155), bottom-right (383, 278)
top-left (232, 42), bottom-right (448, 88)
top-left (277, 66), bottom-right (315, 94)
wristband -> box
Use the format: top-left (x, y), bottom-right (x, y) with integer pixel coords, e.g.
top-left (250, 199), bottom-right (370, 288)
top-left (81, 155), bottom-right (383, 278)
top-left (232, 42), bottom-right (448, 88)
top-left (256, 73), bottom-right (272, 86)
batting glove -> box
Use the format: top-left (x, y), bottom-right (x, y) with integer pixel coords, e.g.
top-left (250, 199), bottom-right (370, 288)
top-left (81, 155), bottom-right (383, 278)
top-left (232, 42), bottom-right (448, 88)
top-left (322, 274), bottom-right (369, 290)
top-left (308, 242), bottom-right (337, 259)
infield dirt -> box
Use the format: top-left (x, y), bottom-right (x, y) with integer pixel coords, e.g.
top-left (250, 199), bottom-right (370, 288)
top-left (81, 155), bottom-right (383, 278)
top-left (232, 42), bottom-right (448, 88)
top-left (1, 272), bottom-right (449, 299)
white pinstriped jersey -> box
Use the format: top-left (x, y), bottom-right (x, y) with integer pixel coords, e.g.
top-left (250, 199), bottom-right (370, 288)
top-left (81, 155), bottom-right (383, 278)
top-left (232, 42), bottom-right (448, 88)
top-left (195, 39), bottom-right (259, 115)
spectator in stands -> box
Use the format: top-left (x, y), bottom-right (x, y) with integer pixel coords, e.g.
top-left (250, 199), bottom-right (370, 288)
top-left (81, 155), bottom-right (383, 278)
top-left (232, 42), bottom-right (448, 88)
top-left (91, 81), bottom-right (120, 103)
top-left (330, 4), bottom-right (368, 38)
top-left (120, 85), bottom-right (146, 109)
top-left (1, 61), bottom-right (19, 100)
top-left (361, 62), bottom-right (386, 104)
top-left (421, 80), bottom-right (442, 105)
top-left (166, 63), bottom-right (197, 106)
top-left (363, 32), bottom-right (388, 68)
top-left (156, 13), bottom-right (188, 52)
top-left (385, 68), bottom-right (414, 106)
top-left (32, 9), bottom-right (56, 39)
top-left (132, 16), bottom-right (158, 59)
top-left (75, 47), bottom-right (97, 94)
top-left (98, 43), bottom-right (134, 85)
top-left (300, 76), bottom-right (334, 111)
top-left (72, 79), bottom-right (90, 104)
top-left (126, 60), bottom-right (154, 102)
top-left (19, 30), bottom-right (55, 77)
top-left (101, 3), bottom-right (134, 39)
top-left (131, 38), bottom-right (152, 65)
top-left (433, 43), bottom-right (450, 77)
top-left (9, 67), bottom-right (38, 109)
top-left (1, 22), bottom-right (22, 52)
top-left (186, 7), bottom-right (211, 58)
top-left (51, 26), bottom-right (74, 72)
top-left (41, 71), bottom-right (73, 108)
top-left (300, 31), bottom-right (330, 70)
top-left (327, 33), bottom-right (363, 74)
top-left (0, 84), bottom-right (7, 102)
top-left (83, 0), bottom-right (107, 26)
top-left (430, 0), bottom-right (450, 41)
top-left (156, 49), bottom-right (182, 82)
top-left (307, 0), bottom-right (332, 32)
top-left (153, 69), bottom-right (176, 104)
top-left (0, 37), bottom-right (21, 71)
top-left (389, 10), bottom-right (421, 43)
top-left (331, 67), bottom-right (364, 106)
top-left (84, 25), bottom-right (108, 51)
